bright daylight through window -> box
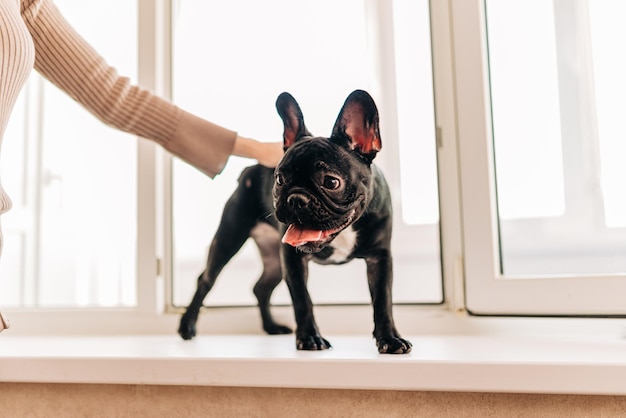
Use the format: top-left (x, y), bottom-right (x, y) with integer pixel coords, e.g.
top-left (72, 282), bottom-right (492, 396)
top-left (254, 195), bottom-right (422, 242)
top-left (169, 0), bottom-right (442, 309)
top-left (1, 0), bottom-right (625, 323)
top-left (0, 0), bottom-right (138, 308)
top-left (0, 0), bottom-right (442, 312)
top-left (459, 0), bottom-right (626, 316)
top-left (487, 0), bottom-right (626, 276)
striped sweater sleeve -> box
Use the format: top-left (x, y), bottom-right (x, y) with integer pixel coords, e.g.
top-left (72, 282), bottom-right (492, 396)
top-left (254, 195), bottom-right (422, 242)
top-left (20, 0), bottom-right (236, 177)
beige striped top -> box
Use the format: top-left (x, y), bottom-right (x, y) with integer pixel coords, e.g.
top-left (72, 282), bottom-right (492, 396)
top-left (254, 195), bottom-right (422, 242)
top-left (0, 0), bottom-right (237, 249)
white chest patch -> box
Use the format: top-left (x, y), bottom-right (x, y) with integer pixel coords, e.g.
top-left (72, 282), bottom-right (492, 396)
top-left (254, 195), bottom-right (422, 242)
top-left (325, 226), bottom-right (358, 263)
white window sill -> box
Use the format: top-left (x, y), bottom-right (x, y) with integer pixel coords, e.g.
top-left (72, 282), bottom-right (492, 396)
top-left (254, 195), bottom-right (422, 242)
top-left (2, 331), bottom-right (626, 395)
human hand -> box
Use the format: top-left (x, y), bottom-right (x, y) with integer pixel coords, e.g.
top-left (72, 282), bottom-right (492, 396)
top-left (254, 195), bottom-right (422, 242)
top-left (256, 141), bottom-right (285, 168)
top-left (233, 135), bottom-right (284, 168)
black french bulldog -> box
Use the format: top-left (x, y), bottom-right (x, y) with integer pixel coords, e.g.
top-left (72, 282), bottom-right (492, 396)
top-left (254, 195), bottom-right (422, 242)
top-left (178, 90), bottom-right (412, 354)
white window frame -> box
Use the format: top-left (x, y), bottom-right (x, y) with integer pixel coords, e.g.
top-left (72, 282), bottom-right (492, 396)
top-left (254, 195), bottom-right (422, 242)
top-left (7, 0), bottom-right (626, 398)
top-left (2, 0), bottom-right (171, 332)
top-left (163, 0), bottom-right (446, 310)
top-left (5, 0), bottom-right (626, 335)
top-left (452, 0), bottom-right (626, 316)
top-left (4, 0), bottom-right (457, 335)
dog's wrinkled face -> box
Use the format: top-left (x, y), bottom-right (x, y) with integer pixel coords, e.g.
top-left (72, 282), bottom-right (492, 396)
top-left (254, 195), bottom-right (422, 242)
top-left (272, 90), bottom-right (381, 254)
top-left (273, 138), bottom-right (370, 253)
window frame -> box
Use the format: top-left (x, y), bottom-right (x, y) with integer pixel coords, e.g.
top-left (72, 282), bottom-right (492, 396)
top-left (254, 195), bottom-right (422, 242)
top-left (3, 0), bottom-right (456, 334)
top-left (2, 0), bottom-right (169, 329)
top-left (5, 0), bottom-right (626, 336)
top-left (164, 0), bottom-right (447, 310)
top-left (6, 0), bottom-right (626, 399)
top-left (452, 0), bottom-right (626, 316)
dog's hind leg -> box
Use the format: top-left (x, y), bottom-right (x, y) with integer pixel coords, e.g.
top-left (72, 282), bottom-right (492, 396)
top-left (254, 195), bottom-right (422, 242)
top-left (250, 223), bottom-right (292, 334)
top-left (178, 211), bottom-right (254, 340)
top-left (178, 269), bottom-right (211, 340)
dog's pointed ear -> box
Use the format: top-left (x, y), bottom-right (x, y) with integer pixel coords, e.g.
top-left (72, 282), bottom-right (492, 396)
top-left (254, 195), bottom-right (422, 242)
top-left (331, 90), bottom-right (382, 163)
top-left (276, 92), bottom-right (312, 150)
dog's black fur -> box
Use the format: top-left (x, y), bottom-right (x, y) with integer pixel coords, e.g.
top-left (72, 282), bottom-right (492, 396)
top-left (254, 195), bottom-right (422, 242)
top-left (178, 90), bottom-right (411, 354)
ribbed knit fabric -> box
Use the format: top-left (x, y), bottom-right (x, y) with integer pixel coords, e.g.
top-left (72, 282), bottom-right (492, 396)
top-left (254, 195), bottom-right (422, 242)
top-left (0, 0), bottom-right (34, 254)
top-left (0, 0), bottom-right (238, 328)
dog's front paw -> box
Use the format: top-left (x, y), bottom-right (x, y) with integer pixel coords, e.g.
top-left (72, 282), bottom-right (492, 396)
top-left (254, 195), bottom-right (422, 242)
top-left (296, 335), bottom-right (332, 350)
top-left (376, 337), bottom-right (412, 354)
top-left (178, 314), bottom-right (197, 340)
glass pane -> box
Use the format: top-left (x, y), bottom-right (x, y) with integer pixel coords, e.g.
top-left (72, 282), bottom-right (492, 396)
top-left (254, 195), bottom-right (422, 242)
top-left (0, 0), bottom-right (138, 308)
top-left (395, 0), bottom-right (439, 226)
top-left (171, 0), bottom-right (441, 307)
top-left (486, 0), bottom-right (626, 276)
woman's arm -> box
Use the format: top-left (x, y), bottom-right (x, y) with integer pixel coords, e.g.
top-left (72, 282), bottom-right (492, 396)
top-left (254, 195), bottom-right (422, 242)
top-left (20, 0), bottom-right (240, 177)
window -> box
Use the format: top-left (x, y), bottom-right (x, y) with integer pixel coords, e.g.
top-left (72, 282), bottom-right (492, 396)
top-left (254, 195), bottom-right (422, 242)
top-left (2, 0), bottom-right (626, 335)
top-left (168, 0), bottom-right (442, 309)
top-left (455, 0), bottom-right (626, 315)
top-left (488, 0), bottom-right (626, 276)
top-left (0, 0), bottom-right (138, 308)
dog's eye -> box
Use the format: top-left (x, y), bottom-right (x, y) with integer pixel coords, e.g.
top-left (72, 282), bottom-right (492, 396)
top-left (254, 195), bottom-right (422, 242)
top-left (275, 173), bottom-right (285, 186)
top-left (323, 176), bottom-right (341, 190)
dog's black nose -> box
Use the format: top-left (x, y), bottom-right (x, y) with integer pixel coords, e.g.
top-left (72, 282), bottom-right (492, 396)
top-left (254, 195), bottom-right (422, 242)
top-left (287, 194), bottom-right (310, 210)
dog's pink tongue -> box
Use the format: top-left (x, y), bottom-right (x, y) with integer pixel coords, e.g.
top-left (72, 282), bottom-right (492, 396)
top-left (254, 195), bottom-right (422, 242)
top-left (282, 224), bottom-right (325, 247)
